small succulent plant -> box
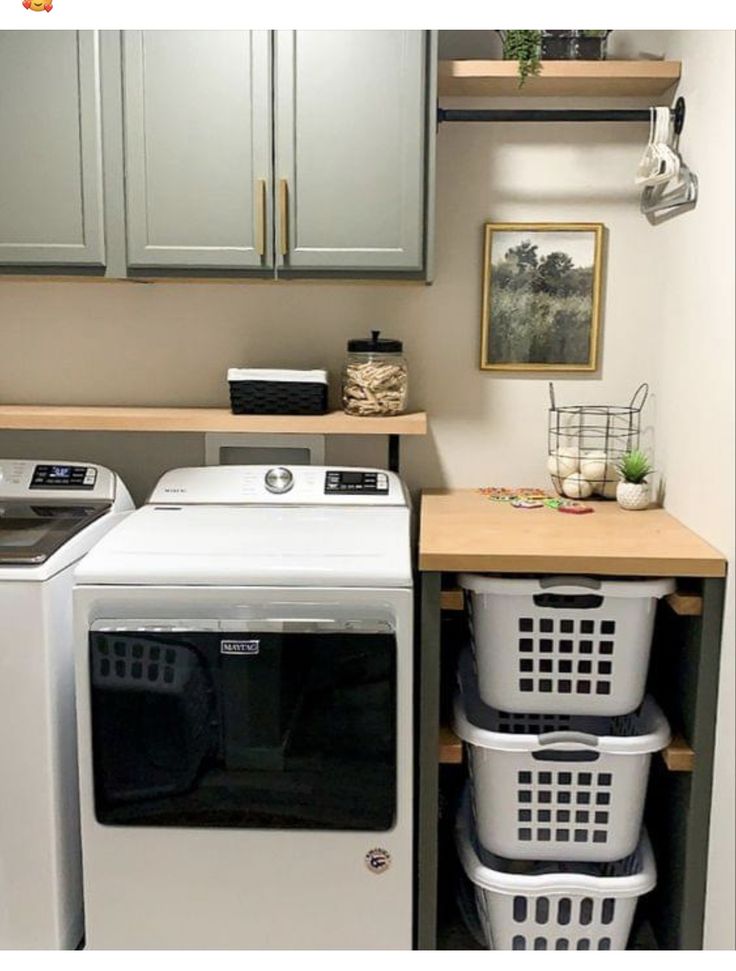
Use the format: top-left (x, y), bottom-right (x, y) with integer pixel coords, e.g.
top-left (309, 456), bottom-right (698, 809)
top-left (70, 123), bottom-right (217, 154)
top-left (617, 450), bottom-right (654, 484)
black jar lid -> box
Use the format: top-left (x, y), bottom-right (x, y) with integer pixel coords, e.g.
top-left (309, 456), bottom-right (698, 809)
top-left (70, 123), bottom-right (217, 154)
top-left (347, 330), bottom-right (403, 353)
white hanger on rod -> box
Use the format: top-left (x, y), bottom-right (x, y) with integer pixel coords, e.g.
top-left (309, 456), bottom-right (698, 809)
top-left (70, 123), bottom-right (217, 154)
top-left (636, 101), bottom-right (697, 219)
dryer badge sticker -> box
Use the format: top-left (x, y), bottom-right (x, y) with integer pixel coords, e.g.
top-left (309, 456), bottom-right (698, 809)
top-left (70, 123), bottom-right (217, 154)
top-left (365, 847), bottom-right (391, 875)
top-left (23, 1), bottom-right (54, 11)
top-left (220, 640), bottom-right (260, 657)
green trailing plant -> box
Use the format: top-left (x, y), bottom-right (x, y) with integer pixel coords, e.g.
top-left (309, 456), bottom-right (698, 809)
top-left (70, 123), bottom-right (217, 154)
top-left (617, 450), bottom-right (654, 484)
top-left (502, 30), bottom-right (542, 87)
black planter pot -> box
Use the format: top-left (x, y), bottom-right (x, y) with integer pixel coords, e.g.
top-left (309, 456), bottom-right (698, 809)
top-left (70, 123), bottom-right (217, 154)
top-left (575, 33), bottom-right (610, 60)
top-left (540, 31), bottom-right (575, 60)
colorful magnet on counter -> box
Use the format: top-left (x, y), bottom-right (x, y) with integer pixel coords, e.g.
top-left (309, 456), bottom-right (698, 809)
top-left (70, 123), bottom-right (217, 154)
top-left (480, 487), bottom-right (554, 503)
top-left (558, 501), bottom-right (594, 515)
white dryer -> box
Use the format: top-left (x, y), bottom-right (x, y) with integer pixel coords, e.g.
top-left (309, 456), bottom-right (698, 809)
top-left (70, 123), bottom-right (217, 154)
top-left (0, 459), bottom-right (133, 949)
top-left (74, 465), bottom-right (414, 949)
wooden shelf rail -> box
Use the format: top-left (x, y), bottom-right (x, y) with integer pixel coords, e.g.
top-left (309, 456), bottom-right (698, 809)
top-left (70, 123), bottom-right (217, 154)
top-left (439, 727), bottom-right (463, 765)
top-left (444, 588), bottom-right (705, 617)
top-left (662, 735), bottom-right (695, 772)
top-left (440, 589), bottom-right (464, 612)
top-left (665, 592), bottom-right (703, 617)
top-left (440, 726), bottom-right (694, 772)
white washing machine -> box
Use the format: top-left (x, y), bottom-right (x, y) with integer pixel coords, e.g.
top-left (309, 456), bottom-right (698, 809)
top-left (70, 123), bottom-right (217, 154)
top-left (74, 465), bottom-right (413, 949)
top-left (0, 459), bottom-right (133, 949)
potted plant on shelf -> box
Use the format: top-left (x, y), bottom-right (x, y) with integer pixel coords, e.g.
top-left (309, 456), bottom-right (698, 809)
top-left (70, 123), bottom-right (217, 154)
top-left (499, 30), bottom-right (541, 87)
top-left (498, 30), bottom-right (613, 84)
top-left (616, 450), bottom-right (654, 511)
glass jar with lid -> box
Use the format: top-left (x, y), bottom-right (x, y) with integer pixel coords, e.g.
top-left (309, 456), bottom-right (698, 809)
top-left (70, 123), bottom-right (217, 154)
top-left (341, 330), bottom-right (408, 417)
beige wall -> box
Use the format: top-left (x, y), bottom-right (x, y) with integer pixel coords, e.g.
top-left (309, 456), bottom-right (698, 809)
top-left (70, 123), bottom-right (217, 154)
top-left (0, 29), bottom-right (733, 947)
top-left (1, 101), bottom-right (664, 501)
top-left (654, 30), bottom-right (735, 951)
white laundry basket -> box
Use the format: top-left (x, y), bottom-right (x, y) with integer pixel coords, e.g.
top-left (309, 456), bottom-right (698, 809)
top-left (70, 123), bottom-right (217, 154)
top-left (459, 574), bottom-right (675, 715)
top-left (454, 651), bottom-right (670, 862)
top-left (456, 791), bottom-right (656, 951)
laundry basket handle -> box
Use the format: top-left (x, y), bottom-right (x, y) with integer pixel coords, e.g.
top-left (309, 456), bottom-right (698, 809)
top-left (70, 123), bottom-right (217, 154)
top-left (537, 731), bottom-right (600, 750)
top-left (629, 383), bottom-right (649, 411)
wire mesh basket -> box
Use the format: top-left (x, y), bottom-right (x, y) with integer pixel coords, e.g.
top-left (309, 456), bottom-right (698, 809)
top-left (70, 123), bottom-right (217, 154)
top-left (547, 383), bottom-right (649, 500)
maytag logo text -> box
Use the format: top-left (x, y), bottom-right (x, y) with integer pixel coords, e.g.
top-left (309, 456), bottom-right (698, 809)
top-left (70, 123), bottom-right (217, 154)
top-left (220, 640), bottom-right (260, 656)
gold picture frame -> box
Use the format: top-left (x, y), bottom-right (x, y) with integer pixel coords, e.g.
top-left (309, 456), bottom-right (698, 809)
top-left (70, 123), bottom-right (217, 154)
top-left (480, 222), bottom-right (604, 372)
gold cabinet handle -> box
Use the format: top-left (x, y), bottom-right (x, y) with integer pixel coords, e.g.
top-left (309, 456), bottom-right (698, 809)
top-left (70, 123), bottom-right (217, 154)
top-left (278, 179), bottom-right (289, 257)
top-left (255, 179), bottom-right (267, 257)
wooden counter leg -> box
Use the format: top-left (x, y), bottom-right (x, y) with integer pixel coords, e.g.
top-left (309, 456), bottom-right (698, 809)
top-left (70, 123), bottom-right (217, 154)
top-left (416, 571), bottom-right (441, 950)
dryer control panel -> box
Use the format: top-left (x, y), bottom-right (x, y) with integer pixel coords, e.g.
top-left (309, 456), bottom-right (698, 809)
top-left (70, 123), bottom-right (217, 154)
top-left (324, 470), bottom-right (389, 495)
top-left (148, 466), bottom-right (407, 507)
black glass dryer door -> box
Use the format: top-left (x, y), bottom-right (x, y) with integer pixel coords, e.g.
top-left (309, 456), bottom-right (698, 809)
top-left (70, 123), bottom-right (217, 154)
top-left (89, 626), bottom-right (397, 831)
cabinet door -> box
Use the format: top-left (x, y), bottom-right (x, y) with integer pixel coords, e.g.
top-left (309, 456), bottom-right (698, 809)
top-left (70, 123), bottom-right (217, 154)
top-left (0, 31), bottom-right (105, 266)
top-left (275, 31), bottom-right (427, 273)
top-left (122, 31), bottom-right (272, 269)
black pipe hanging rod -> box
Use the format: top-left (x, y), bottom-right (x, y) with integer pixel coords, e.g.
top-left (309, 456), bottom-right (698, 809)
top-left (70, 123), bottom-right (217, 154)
top-left (439, 107), bottom-right (649, 123)
top-left (437, 97), bottom-right (686, 135)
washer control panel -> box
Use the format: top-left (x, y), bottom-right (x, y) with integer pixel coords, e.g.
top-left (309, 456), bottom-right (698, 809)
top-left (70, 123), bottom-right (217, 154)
top-left (324, 470), bottom-right (389, 495)
top-left (30, 464), bottom-right (98, 490)
top-left (0, 459), bottom-right (116, 501)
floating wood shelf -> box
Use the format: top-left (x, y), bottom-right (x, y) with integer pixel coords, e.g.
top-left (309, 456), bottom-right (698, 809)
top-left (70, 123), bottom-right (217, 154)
top-left (439, 726), bottom-right (463, 764)
top-left (0, 406), bottom-right (428, 437)
top-left (438, 59), bottom-right (681, 99)
top-left (662, 735), bottom-right (695, 772)
top-left (440, 589), bottom-right (464, 612)
top-left (666, 591), bottom-right (703, 617)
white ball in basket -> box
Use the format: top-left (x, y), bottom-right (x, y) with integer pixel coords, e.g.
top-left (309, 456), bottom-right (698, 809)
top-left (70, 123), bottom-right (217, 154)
top-left (562, 472), bottom-right (593, 499)
top-left (580, 450), bottom-right (609, 482)
top-left (547, 447), bottom-right (580, 479)
top-left (595, 471), bottom-right (619, 499)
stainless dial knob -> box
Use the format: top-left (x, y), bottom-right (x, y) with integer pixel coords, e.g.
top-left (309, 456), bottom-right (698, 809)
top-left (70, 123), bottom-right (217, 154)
top-left (264, 467), bottom-right (294, 494)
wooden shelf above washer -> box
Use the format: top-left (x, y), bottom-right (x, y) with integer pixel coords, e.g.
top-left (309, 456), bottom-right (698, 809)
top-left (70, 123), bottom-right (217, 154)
top-left (438, 59), bottom-right (681, 98)
top-left (0, 406), bottom-right (428, 437)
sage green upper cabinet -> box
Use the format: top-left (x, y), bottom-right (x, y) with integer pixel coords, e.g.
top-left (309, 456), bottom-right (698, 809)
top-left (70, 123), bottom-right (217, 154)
top-left (122, 30), bottom-right (272, 269)
top-left (274, 31), bottom-right (429, 274)
top-left (0, 31), bottom-right (105, 267)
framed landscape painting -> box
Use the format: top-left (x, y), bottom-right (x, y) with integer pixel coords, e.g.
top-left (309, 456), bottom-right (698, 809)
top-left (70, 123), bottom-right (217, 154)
top-left (480, 223), bottom-right (604, 371)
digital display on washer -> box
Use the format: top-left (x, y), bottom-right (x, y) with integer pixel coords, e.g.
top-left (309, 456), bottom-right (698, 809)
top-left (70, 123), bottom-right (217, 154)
top-left (31, 465), bottom-right (97, 490)
top-left (324, 470), bottom-right (389, 494)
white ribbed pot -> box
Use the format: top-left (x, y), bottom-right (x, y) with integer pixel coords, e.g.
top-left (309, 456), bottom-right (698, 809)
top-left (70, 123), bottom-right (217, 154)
top-left (616, 481), bottom-right (650, 510)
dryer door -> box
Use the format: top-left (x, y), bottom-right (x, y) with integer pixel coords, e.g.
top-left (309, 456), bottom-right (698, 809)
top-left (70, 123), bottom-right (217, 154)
top-left (88, 621), bottom-right (396, 831)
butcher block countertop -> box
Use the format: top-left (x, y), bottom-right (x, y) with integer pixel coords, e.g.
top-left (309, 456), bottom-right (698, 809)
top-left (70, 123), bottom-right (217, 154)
top-left (419, 490), bottom-right (727, 577)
